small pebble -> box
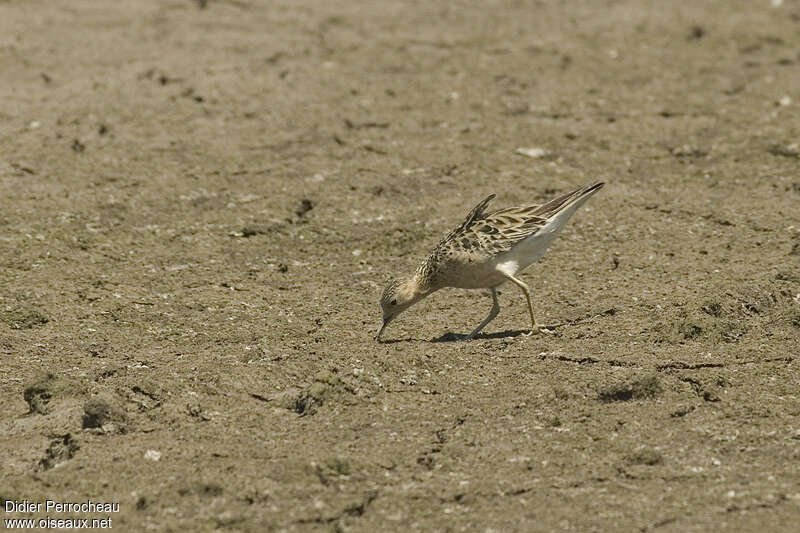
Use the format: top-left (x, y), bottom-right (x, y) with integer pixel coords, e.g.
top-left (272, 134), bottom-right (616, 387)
top-left (144, 449), bottom-right (161, 461)
top-left (515, 147), bottom-right (550, 159)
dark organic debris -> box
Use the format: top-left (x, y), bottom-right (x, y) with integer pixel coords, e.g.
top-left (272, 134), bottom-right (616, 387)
top-left (23, 373), bottom-right (83, 414)
top-left (129, 382), bottom-right (164, 411)
top-left (294, 382), bottom-right (330, 416)
top-left (23, 378), bottom-right (54, 414)
top-left (362, 144), bottom-right (387, 155)
top-left (344, 118), bottom-right (390, 129)
top-left (417, 453), bottom-right (436, 470)
top-left (679, 322), bottom-right (703, 339)
top-left (178, 482), bottom-right (223, 497)
top-left (701, 213), bottom-right (734, 227)
top-left (181, 88), bottom-right (204, 103)
top-left (82, 395), bottom-right (128, 432)
top-left (314, 457), bottom-right (352, 486)
top-left (649, 287), bottom-right (791, 344)
top-left (203, 484), bottom-right (223, 496)
top-left (680, 376), bottom-right (721, 402)
top-left (235, 221), bottom-right (285, 238)
top-left (1, 308), bottom-right (49, 329)
top-left (688, 25), bottom-right (705, 40)
top-left (188, 402), bottom-right (214, 421)
top-left (295, 199), bottom-right (314, 218)
top-left (249, 392), bottom-right (270, 403)
top-left (767, 143), bottom-right (800, 159)
top-left (671, 404), bottom-right (696, 418)
top-left (265, 51), bottom-right (285, 64)
top-left (38, 434), bottom-right (79, 471)
top-left (775, 271), bottom-right (799, 282)
top-left (273, 370), bottom-right (354, 416)
top-left (598, 375), bottom-right (661, 403)
top-left (11, 163), bottom-right (36, 175)
top-left (624, 449), bottom-right (663, 466)
top-left (296, 490), bottom-right (378, 525)
top-left (71, 139), bottom-right (85, 153)
top-left (239, 225), bottom-right (271, 238)
top-left (138, 68), bottom-right (175, 86)
top-left (344, 490), bottom-right (378, 518)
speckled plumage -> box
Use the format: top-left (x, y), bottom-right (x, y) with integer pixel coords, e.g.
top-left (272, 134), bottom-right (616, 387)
top-left (377, 181), bottom-right (604, 340)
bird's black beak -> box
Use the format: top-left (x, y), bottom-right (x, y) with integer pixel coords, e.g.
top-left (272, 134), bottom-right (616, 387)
top-left (375, 316), bottom-right (391, 341)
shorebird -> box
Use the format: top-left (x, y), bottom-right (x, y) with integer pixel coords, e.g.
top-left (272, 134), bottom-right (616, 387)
top-left (376, 181), bottom-right (604, 341)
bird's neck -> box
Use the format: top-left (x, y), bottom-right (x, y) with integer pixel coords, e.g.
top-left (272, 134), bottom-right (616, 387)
top-left (413, 257), bottom-right (440, 294)
top-left (401, 274), bottom-right (436, 303)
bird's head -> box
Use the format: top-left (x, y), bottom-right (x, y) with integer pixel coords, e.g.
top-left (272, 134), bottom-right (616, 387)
top-left (375, 277), bottom-right (424, 340)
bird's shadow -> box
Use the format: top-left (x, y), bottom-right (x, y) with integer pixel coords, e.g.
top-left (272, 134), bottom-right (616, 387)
top-left (377, 328), bottom-right (559, 344)
top-left (377, 308), bottom-right (616, 344)
top-left (431, 329), bottom-right (532, 343)
top-left (377, 337), bottom-right (429, 344)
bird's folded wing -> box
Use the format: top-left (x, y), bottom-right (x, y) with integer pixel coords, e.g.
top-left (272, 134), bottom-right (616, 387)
top-left (467, 207), bottom-right (548, 255)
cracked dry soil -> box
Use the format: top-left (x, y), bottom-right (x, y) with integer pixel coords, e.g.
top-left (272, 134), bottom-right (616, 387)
top-left (2, 1), bottom-right (800, 531)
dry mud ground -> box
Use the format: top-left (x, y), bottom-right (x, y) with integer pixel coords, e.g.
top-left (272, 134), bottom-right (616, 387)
top-left (2, 1), bottom-right (800, 531)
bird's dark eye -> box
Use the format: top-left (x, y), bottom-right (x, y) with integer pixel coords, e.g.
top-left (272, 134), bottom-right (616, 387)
top-left (390, 299), bottom-right (397, 306)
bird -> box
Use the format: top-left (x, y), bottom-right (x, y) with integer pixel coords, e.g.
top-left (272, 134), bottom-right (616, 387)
top-left (376, 181), bottom-right (604, 341)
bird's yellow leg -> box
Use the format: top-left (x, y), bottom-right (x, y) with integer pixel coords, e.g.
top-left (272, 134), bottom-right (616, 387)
top-left (502, 274), bottom-right (554, 335)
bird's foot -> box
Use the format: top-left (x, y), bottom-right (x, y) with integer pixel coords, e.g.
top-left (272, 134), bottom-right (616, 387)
top-left (463, 328), bottom-right (486, 341)
top-left (537, 324), bottom-right (557, 334)
top-left (462, 330), bottom-right (483, 342)
top-left (522, 325), bottom-right (557, 336)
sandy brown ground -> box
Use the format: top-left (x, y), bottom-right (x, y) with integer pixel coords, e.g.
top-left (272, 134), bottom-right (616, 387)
top-left (2, 0), bottom-right (800, 531)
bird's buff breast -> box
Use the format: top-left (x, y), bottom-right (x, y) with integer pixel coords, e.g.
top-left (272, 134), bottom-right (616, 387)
top-left (438, 260), bottom-right (507, 289)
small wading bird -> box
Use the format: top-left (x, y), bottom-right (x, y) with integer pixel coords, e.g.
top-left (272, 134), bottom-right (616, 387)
top-left (376, 181), bottom-right (604, 341)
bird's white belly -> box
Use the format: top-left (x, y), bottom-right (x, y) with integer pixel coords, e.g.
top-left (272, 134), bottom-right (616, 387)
top-left (494, 226), bottom-right (561, 277)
